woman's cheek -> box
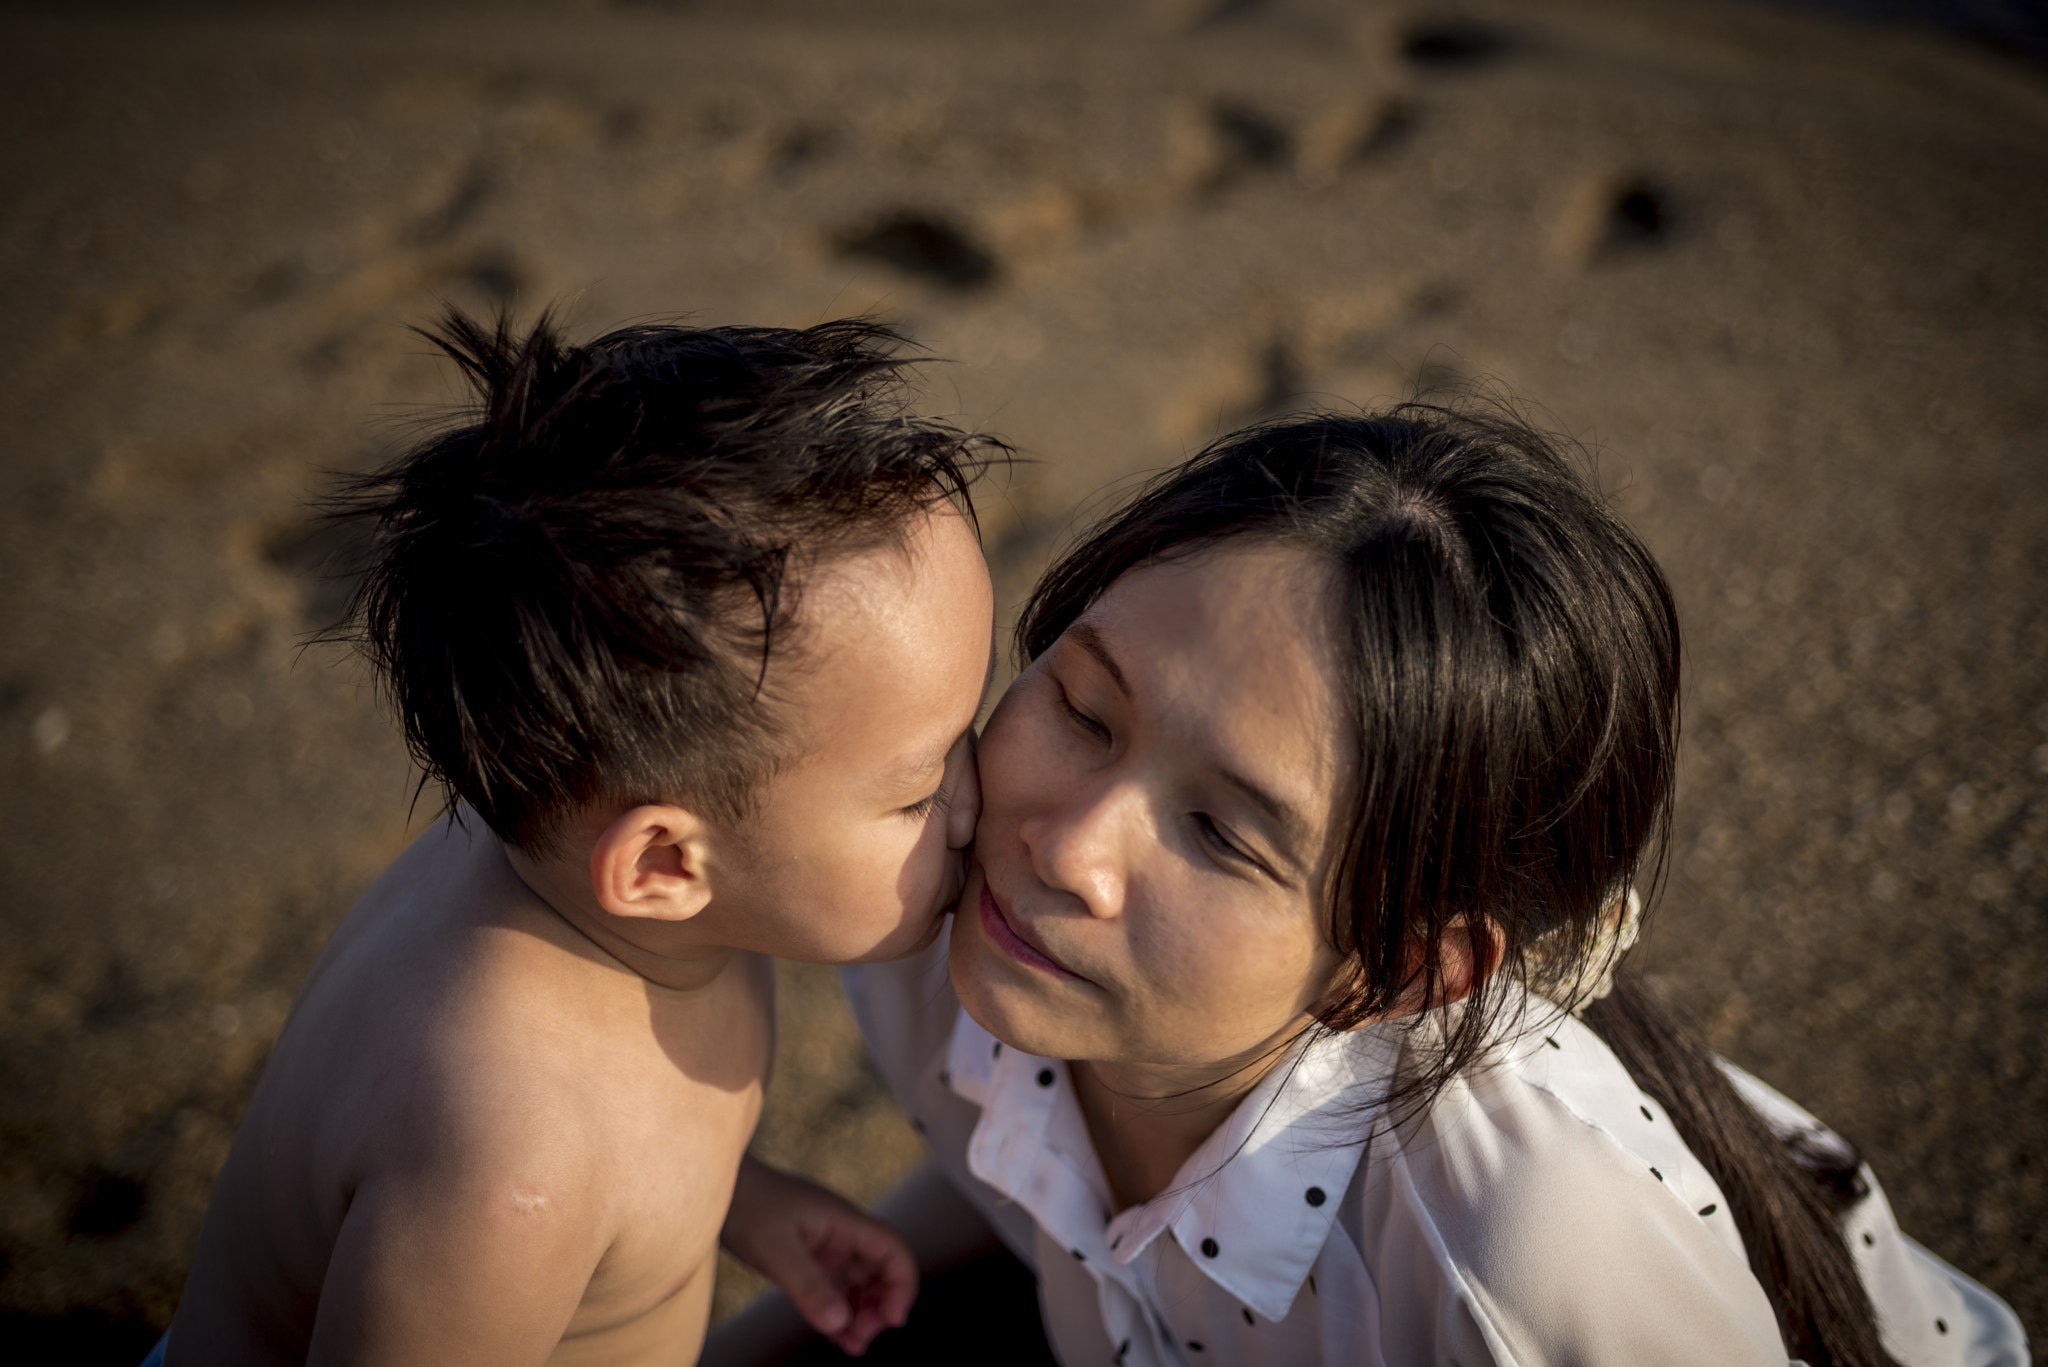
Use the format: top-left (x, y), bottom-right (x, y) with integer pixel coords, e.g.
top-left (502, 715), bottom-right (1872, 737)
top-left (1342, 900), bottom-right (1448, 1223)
top-left (978, 681), bottom-right (1061, 815)
top-left (1128, 899), bottom-right (1204, 997)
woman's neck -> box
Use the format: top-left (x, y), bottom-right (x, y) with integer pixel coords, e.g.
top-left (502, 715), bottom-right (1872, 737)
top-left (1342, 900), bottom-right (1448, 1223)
top-left (1071, 1023), bottom-right (1314, 1210)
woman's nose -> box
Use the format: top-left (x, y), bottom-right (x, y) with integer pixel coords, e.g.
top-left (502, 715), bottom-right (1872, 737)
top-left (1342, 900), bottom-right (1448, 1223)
top-left (1016, 779), bottom-right (1132, 919)
top-left (944, 730), bottom-right (981, 852)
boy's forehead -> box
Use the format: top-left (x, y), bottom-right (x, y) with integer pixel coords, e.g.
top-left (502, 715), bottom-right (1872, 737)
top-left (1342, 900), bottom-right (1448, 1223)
top-left (777, 504), bottom-right (993, 763)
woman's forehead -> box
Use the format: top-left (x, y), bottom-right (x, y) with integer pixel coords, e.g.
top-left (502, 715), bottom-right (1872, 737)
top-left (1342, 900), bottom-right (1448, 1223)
top-left (1088, 540), bottom-right (1342, 662)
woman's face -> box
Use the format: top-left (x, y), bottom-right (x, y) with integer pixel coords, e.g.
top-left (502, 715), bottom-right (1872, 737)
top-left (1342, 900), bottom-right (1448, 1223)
top-left (951, 539), bottom-right (1355, 1075)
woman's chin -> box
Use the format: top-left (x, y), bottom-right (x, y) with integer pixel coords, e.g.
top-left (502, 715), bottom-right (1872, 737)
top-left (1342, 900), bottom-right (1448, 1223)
top-left (949, 913), bottom-right (1082, 1059)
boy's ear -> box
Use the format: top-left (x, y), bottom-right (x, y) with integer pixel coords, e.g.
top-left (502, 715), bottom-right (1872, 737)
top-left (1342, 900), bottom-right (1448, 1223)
top-left (589, 804), bottom-right (716, 922)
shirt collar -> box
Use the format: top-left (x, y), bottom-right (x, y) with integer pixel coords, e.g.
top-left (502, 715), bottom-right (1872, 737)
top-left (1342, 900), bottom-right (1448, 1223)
top-left (946, 1007), bottom-right (1400, 1324)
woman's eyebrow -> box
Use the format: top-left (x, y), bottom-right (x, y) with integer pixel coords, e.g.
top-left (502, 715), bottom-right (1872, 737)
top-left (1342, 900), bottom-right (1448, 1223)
top-left (1065, 621), bottom-right (1130, 697)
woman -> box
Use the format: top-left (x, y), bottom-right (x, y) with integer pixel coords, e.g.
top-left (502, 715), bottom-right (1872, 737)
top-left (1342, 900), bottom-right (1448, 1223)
top-left (713, 403), bottom-right (2026, 1367)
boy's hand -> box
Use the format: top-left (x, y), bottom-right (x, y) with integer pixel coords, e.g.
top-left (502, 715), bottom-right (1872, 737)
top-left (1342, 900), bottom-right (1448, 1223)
top-left (721, 1156), bottom-right (917, 1356)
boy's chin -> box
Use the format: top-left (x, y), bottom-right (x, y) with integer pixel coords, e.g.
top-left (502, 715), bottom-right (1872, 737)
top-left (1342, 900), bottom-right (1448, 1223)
top-left (837, 902), bottom-right (951, 965)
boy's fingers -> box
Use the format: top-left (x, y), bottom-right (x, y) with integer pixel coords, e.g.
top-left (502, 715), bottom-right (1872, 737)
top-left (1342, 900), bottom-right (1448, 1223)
top-left (880, 1267), bottom-right (917, 1327)
top-left (771, 1246), bottom-right (852, 1338)
top-left (860, 1231), bottom-right (918, 1325)
top-left (839, 1300), bottom-right (893, 1357)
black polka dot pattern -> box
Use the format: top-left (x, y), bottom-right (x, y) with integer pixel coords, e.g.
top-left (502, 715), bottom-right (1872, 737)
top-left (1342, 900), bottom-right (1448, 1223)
top-left (1937, 1319), bottom-right (1949, 1335)
top-left (1241, 1308), bottom-right (1255, 1325)
top-left (1650, 1167), bottom-right (1663, 1182)
top-left (1200, 1237), bottom-right (1219, 1258)
top-left (1115, 1341), bottom-right (1130, 1360)
top-left (1308, 1274), bottom-right (1318, 1296)
top-left (1305, 1186), bottom-right (1326, 1207)
top-left (1187, 1342), bottom-right (1205, 1352)
top-left (1640, 1105), bottom-right (1654, 1122)
top-left (992, 1041), bottom-right (1002, 1057)
top-left (1036, 1067), bottom-right (1055, 1088)
top-left (1863, 1232), bottom-right (1875, 1246)
top-left (1545, 1035), bottom-right (1561, 1049)
top-left (1072, 1248), bottom-right (1085, 1261)
top-left (1698, 1204), bottom-right (1717, 1217)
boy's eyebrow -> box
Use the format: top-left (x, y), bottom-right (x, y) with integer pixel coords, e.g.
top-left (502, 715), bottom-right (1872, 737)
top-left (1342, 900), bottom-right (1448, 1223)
top-left (1066, 619), bottom-right (1307, 874)
top-left (886, 643), bottom-right (998, 796)
top-left (882, 744), bottom-right (951, 793)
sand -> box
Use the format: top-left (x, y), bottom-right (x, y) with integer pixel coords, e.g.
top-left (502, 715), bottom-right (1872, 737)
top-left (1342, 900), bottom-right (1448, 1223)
top-left (1, 0), bottom-right (2042, 1355)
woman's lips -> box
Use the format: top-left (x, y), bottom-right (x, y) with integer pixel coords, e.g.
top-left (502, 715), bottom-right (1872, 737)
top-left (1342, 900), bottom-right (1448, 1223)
top-left (978, 884), bottom-right (1085, 982)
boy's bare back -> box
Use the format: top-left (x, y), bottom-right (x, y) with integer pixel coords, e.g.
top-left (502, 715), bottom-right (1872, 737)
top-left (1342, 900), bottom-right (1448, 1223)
top-left (174, 817), bottom-right (773, 1365)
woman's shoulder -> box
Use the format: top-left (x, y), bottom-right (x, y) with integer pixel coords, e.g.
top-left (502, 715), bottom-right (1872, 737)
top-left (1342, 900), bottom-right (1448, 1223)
top-left (1337, 1013), bottom-right (1789, 1365)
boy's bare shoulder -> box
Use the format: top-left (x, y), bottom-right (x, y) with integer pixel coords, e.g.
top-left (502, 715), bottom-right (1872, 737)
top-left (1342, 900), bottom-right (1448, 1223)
top-left (322, 819), bottom-right (775, 1171)
top-left (175, 822), bottom-right (776, 1362)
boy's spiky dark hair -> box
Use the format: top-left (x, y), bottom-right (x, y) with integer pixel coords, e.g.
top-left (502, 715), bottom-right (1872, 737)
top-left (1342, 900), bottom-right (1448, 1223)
top-left (326, 307), bottom-right (1000, 854)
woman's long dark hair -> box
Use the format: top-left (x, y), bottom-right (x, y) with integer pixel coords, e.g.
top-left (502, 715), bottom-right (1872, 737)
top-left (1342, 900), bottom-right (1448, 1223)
top-left (1017, 402), bottom-right (1897, 1367)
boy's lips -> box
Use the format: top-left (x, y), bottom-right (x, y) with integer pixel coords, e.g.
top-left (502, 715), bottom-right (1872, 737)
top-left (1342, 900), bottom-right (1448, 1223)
top-left (978, 884), bottom-right (1087, 982)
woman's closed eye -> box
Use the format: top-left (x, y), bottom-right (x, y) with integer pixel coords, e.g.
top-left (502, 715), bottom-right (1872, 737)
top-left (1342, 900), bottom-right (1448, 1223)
top-left (1057, 685), bottom-right (1111, 743)
top-left (1192, 812), bottom-right (1259, 871)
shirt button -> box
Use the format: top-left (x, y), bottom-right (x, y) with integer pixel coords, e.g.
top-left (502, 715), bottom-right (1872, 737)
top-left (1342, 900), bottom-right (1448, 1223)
top-left (1199, 1237), bottom-right (1219, 1258)
top-left (1304, 1186), bottom-right (1326, 1206)
top-left (1036, 1068), bottom-right (1055, 1087)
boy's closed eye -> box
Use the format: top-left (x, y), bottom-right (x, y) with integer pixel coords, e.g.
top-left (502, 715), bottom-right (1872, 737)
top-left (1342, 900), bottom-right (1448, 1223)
top-left (902, 785), bottom-right (952, 820)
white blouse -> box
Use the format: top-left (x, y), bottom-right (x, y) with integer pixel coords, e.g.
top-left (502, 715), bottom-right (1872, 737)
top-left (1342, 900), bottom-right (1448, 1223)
top-left (843, 930), bottom-right (2028, 1367)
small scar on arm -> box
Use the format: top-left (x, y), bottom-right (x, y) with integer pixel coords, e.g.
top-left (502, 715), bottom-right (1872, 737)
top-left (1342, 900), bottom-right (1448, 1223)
top-left (509, 1189), bottom-right (551, 1215)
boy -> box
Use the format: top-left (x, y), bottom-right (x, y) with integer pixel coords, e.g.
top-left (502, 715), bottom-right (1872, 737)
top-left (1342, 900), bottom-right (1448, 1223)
top-left (166, 311), bottom-right (1001, 1365)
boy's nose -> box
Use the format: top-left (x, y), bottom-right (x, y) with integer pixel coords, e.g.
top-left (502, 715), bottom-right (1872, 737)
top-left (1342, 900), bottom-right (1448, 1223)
top-left (945, 729), bottom-right (981, 852)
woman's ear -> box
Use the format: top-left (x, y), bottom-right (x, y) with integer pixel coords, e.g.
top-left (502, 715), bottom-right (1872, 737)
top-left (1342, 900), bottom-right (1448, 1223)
top-left (1316, 918), bottom-right (1507, 1027)
top-left (1392, 918), bottom-right (1506, 1018)
top-left (589, 804), bottom-right (716, 922)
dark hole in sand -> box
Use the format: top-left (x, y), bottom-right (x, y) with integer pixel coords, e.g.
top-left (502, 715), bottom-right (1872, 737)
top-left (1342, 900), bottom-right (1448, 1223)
top-left (1400, 19), bottom-right (1511, 68)
top-left (1354, 98), bottom-right (1418, 160)
top-left (69, 1170), bottom-right (146, 1238)
top-left (1189, 0), bottom-right (1269, 30)
top-left (249, 259), bottom-right (303, 304)
top-left (411, 162), bottom-right (494, 246)
top-left (604, 103), bottom-right (646, 143)
top-left (447, 250), bottom-right (524, 307)
top-left (836, 213), bottom-right (998, 290)
top-left (1211, 102), bottom-right (1291, 174)
top-left (769, 124), bottom-right (834, 175)
top-left (1606, 183), bottom-right (1672, 248)
top-left (0, 674), bottom-right (32, 717)
top-left (1252, 338), bottom-right (1301, 415)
